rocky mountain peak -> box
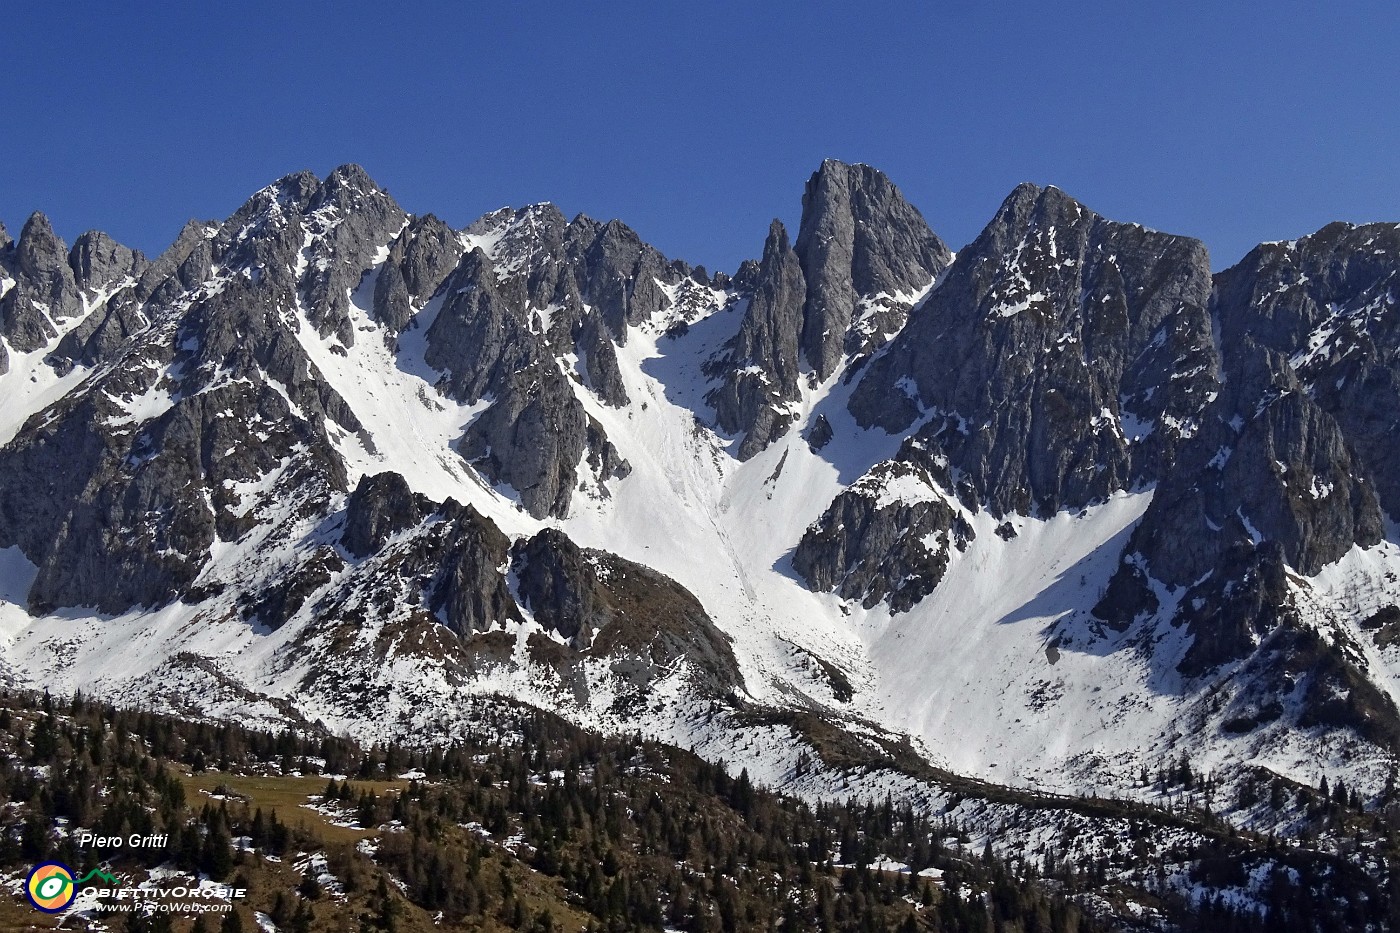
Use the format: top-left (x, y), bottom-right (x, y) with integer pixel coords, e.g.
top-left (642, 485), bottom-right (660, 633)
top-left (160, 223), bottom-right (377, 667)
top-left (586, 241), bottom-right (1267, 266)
top-left (69, 230), bottom-right (145, 294)
top-left (15, 211), bottom-right (79, 307)
top-left (704, 218), bottom-right (805, 459)
top-left (317, 162), bottom-right (384, 199)
top-left (1, 211), bottom-right (83, 353)
top-left (848, 183), bottom-right (1216, 515)
top-left (704, 162), bottom-right (953, 459)
top-left (796, 161), bottom-right (951, 379)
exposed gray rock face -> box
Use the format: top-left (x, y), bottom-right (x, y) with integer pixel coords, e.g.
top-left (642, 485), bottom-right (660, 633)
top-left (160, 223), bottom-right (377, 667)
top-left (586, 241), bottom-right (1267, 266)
top-left (577, 217), bottom-right (676, 339)
top-left (460, 203), bottom-right (699, 352)
top-left (427, 500), bottom-right (524, 637)
top-left (0, 169), bottom-right (397, 613)
top-left (1094, 222), bottom-right (1398, 674)
top-left (137, 220), bottom-right (216, 302)
top-left (510, 527), bottom-right (743, 694)
top-left (69, 230), bottom-right (145, 292)
top-left (575, 312), bottom-right (628, 407)
top-left (417, 246), bottom-right (628, 518)
top-left (304, 494), bottom-right (525, 639)
top-left (1213, 222), bottom-right (1400, 519)
top-left (1115, 343), bottom-right (1380, 591)
top-left (793, 456), bottom-right (974, 613)
top-left (296, 164), bottom-right (409, 346)
top-left (458, 363), bottom-right (596, 518)
top-left (706, 161), bottom-right (950, 459)
top-left (371, 213), bottom-right (459, 337)
top-left (424, 249), bottom-right (537, 403)
top-left (1, 213), bottom-right (80, 350)
top-left (0, 220), bottom-right (149, 373)
top-left (0, 390), bottom-right (217, 613)
top-left (47, 290), bottom-right (148, 373)
top-left (732, 258), bottom-right (760, 293)
top-left (342, 471), bottom-right (430, 558)
top-left (45, 234), bottom-right (149, 374)
top-left (510, 528), bottom-right (610, 644)
top-left (705, 221), bottom-right (805, 460)
top-left (796, 160), bottom-right (952, 378)
top-left (850, 183), bottom-right (1217, 516)
top-left (2, 221), bottom-right (14, 373)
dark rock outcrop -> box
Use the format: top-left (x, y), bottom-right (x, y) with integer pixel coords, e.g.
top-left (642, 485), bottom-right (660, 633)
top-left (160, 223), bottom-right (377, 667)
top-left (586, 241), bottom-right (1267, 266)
top-left (427, 501), bottom-right (523, 637)
top-left (707, 161), bottom-right (950, 459)
top-left (1, 213), bottom-right (81, 351)
top-left (511, 528), bottom-right (743, 694)
top-left (371, 213), bottom-right (460, 337)
top-left (458, 362), bottom-right (595, 519)
top-left (1212, 222), bottom-right (1400, 519)
top-left (794, 458), bottom-right (974, 613)
top-left (47, 289), bottom-right (148, 373)
top-left (342, 471), bottom-right (430, 558)
top-left (796, 160), bottom-right (951, 378)
top-left (424, 249), bottom-right (538, 403)
top-left (510, 528), bottom-right (610, 643)
top-left (705, 221), bottom-right (806, 460)
top-left (850, 183), bottom-right (1217, 516)
top-left (69, 230), bottom-right (145, 292)
top-left (137, 220), bottom-right (216, 303)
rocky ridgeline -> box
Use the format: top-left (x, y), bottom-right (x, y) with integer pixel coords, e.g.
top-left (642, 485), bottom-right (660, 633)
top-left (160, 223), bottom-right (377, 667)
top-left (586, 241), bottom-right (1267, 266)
top-left (1096, 222), bottom-right (1400, 676)
top-left (0, 165), bottom-right (720, 613)
top-left (705, 160), bottom-right (952, 459)
top-left (2, 160), bottom-right (1398, 748)
top-left (795, 182), bottom-right (1400, 712)
top-left (0, 167), bottom-right (400, 613)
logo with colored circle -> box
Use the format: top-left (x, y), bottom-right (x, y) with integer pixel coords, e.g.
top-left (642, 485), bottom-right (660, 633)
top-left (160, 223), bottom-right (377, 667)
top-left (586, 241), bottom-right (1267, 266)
top-left (25, 862), bottom-right (76, 913)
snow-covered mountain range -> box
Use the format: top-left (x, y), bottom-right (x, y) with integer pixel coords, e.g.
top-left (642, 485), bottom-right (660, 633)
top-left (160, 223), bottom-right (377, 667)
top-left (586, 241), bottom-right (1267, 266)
top-left (2, 159), bottom-right (1398, 829)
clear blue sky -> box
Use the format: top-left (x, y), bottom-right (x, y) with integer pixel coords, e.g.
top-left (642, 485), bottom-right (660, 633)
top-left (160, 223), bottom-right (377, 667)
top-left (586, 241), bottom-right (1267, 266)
top-left (5, 2), bottom-right (1398, 273)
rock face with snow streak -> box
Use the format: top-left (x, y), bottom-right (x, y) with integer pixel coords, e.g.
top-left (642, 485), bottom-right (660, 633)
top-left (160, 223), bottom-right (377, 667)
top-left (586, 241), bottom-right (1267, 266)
top-left (0, 214), bottom-right (148, 374)
top-left (0, 169), bottom-right (406, 613)
top-left (705, 220), bottom-right (807, 460)
top-left (371, 213), bottom-right (459, 337)
top-left (796, 160), bottom-right (953, 379)
top-left (707, 162), bottom-right (949, 460)
top-left (793, 454), bottom-right (974, 613)
top-left (1095, 222), bottom-right (1399, 676)
top-left (849, 183), bottom-right (1217, 515)
top-left (802, 184), bottom-right (1217, 616)
top-left (1, 213), bottom-right (84, 351)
